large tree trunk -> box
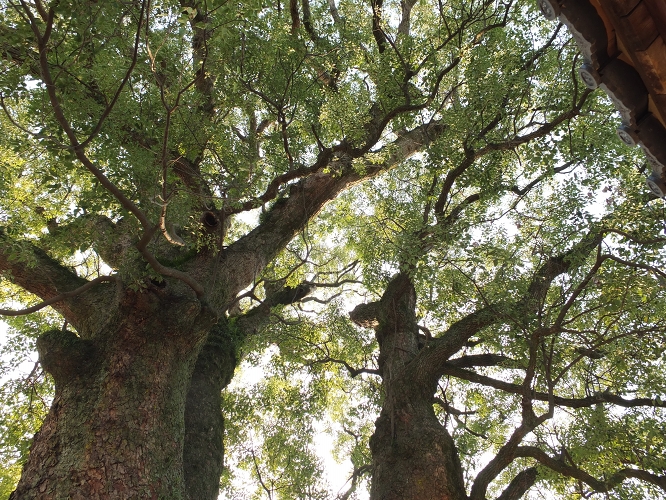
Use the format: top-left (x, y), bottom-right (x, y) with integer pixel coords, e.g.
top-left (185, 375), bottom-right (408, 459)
top-left (369, 388), bottom-right (467, 500)
top-left (10, 286), bottom-right (215, 500)
top-left (182, 285), bottom-right (313, 499)
top-left (352, 273), bottom-right (467, 500)
top-left (183, 319), bottom-right (238, 500)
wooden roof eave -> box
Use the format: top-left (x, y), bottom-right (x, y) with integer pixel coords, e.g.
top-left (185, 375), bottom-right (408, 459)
top-left (537, 0), bottom-right (666, 197)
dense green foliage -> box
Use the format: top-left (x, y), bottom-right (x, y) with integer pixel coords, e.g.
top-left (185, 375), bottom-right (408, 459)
top-left (1, 0), bottom-right (666, 498)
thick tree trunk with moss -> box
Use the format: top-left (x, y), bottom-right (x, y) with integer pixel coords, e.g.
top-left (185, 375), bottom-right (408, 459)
top-left (182, 284), bottom-right (314, 500)
top-left (351, 273), bottom-right (467, 500)
top-left (370, 395), bottom-right (467, 500)
top-left (10, 286), bottom-right (216, 500)
top-left (183, 319), bottom-right (238, 500)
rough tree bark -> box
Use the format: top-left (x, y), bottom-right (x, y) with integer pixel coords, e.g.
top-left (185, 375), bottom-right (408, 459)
top-left (183, 320), bottom-right (236, 500)
top-left (183, 284), bottom-right (313, 500)
top-left (348, 225), bottom-right (606, 499)
top-left (351, 274), bottom-right (467, 500)
top-left (9, 282), bottom-right (217, 499)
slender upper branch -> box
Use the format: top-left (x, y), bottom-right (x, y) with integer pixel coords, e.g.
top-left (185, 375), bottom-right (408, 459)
top-left (309, 356), bottom-right (380, 378)
top-left (440, 364), bottom-right (666, 409)
top-left (26, 5), bottom-right (152, 231)
top-left (79, 0), bottom-right (147, 148)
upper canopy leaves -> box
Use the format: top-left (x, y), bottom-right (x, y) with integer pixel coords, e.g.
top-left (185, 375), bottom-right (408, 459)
top-left (2, 0), bottom-right (666, 498)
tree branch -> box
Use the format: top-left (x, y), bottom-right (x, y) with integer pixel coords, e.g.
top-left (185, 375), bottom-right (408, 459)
top-left (218, 120), bottom-right (446, 304)
top-left (79, 0), bottom-right (147, 148)
top-left (232, 283), bottom-right (315, 336)
top-left (0, 229), bottom-right (116, 336)
top-left (337, 464), bottom-right (372, 500)
top-left (516, 446), bottom-right (666, 493)
top-left (0, 276), bottom-right (117, 317)
top-left (411, 228), bottom-right (603, 385)
top-left (440, 364), bottom-right (666, 409)
top-left (26, 5), bottom-right (152, 232)
top-left (309, 356), bottom-right (380, 378)
top-left (496, 467), bottom-right (538, 500)
top-left (397, 0), bottom-right (418, 36)
top-left (447, 353), bottom-right (512, 368)
top-left (370, 0), bottom-right (387, 53)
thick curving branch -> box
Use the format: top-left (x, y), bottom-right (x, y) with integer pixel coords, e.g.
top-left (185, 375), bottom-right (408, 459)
top-left (217, 119), bottom-right (447, 305)
top-left (0, 275), bottom-right (117, 317)
top-left (411, 227), bottom-right (603, 386)
top-left (0, 229), bottom-right (117, 336)
top-left (496, 468), bottom-right (538, 500)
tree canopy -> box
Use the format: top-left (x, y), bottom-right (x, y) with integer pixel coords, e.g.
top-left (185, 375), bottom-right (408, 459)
top-left (1, 0), bottom-right (666, 498)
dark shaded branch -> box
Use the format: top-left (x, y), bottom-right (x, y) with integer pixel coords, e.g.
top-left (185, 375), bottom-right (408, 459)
top-left (225, 154), bottom-right (330, 216)
top-left (370, 0), bottom-right (387, 53)
top-left (447, 353), bottom-right (512, 368)
top-left (135, 226), bottom-right (206, 297)
top-left (602, 229), bottom-right (666, 246)
top-left (440, 364), bottom-right (666, 409)
top-left (433, 147), bottom-right (475, 216)
top-left (603, 254), bottom-right (666, 280)
top-left (301, 0), bottom-right (316, 40)
top-left (432, 397), bottom-right (476, 416)
top-left (171, 156), bottom-right (215, 211)
top-left (478, 89), bottom-right (592, 155)
top-left (434, 89), bottom-right (591, 218)
top-left (511, 161), bottom-right (576, 196)
top-left (289, 0), bottom-right (300, 33)
top-left (431, 192), bottom-right (480, 232)
top-left (552, 247), bottom-right (605, 330)
top-left (327, 0), bottom-right (342, 25)
top-left (519, 23), bottom-right (563, 72)
top-left (496, 467), bottom-right (538, 500)
top-left (470, 397), bottom-right (548, 500)
top-left (250, 447), bottom-right (273, 499)
top-left (0, 24), bottom-right (40, 74)
top-left (181, 0), bottom-right (217, 113)
top-left (0, 275), bottom-right (117, 317)
top-left (516, 446), bottom-right (666, 493)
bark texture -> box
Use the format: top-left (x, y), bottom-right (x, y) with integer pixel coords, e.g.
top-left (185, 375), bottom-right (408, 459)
top-left (352, 274), bottom-right (467, 500)
top-left (10, 285), bottom-right (215, 500)
top-left (182, 283), bottom-right (314, 499)
top-left (183, 319), bottom-right (238, 500)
